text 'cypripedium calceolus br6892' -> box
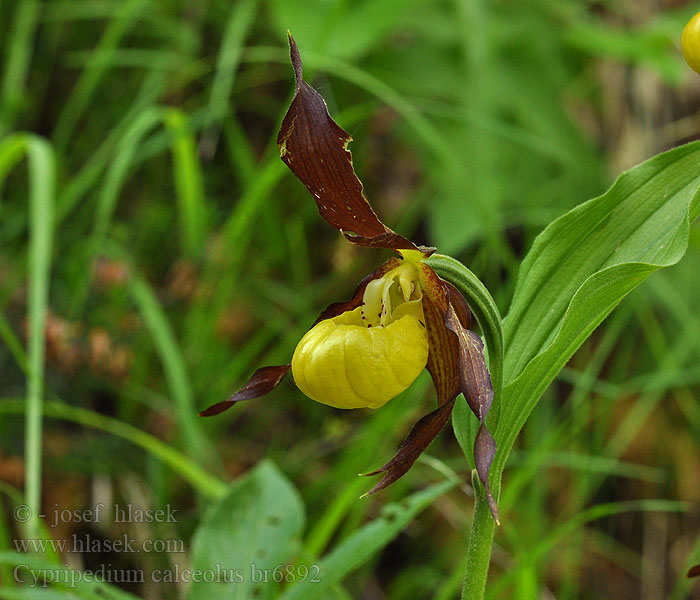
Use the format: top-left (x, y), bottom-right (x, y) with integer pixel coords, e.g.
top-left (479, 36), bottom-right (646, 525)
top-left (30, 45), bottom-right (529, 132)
top-left (200, 33), bottom-right (499, 523)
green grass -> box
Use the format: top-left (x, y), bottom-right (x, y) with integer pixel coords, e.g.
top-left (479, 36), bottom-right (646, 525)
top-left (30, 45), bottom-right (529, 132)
top-left (1, 0), bottom-right (699, 598)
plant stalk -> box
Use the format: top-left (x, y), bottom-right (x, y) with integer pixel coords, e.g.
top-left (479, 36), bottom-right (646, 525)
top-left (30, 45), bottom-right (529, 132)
top-left (462, 470), bottom-right (497, 600)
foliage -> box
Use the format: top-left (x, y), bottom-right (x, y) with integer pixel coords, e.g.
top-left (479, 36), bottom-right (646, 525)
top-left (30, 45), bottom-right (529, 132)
top-left (1, 1), bottom-right (700, 599)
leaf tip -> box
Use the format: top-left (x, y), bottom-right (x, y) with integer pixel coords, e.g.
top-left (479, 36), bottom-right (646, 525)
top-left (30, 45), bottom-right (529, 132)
top-left (488, 491), bottom-right (501, 526)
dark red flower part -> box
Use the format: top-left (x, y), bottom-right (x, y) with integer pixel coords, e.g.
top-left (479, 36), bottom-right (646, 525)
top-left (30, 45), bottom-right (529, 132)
top-left (277, 33), bottom-right (432, 254)
top-left (200, 33), bottom-right (499, 524)
top-left (198, 365), bottom-right (291, 416)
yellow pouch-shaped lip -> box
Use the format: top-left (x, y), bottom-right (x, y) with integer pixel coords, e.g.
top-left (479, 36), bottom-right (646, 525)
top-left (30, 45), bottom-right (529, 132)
top-left (291, 305), bottom-right (429, 409)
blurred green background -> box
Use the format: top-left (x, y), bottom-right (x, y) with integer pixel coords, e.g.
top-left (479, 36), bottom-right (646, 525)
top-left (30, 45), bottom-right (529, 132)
top-left (1, 0), bottom-right (700, 598)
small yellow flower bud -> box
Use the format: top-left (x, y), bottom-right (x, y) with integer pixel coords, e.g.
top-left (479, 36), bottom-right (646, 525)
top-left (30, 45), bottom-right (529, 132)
top-left (682, 11), bottom-right (700, 75)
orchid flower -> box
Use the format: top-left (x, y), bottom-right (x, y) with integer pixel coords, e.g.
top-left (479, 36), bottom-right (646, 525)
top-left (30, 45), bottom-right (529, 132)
top-left (200, 34), bottom-right (499, 523)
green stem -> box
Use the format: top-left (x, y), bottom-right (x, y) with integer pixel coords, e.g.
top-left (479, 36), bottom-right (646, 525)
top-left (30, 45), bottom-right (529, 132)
top-left (462, 471), bottom-right (497, 600)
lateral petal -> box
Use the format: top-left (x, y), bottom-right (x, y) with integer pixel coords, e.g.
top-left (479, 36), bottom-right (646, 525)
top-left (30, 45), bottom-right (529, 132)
top-left (418, 264), bottom-right (460, 407)
top-left (422, 292), bottom-right (461, 407)
top-left (361, 398), bottom-right (456, 496)
top-left (199, 364), bottom-right (291, 416)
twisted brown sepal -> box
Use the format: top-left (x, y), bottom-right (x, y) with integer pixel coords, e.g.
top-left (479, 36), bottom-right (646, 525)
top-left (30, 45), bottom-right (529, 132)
top-left (360, 398), bottom-right (457, 497)
top-left (420, 277), bottom-right (460, 408)
top-left (199, 365), bottom-right (291, 416)
top-left (278, 33), bottom-right (424, 252)
top-left (445, 303), bottom-right (500, 525)
top-left (688, 564), bottom-right (700, 578)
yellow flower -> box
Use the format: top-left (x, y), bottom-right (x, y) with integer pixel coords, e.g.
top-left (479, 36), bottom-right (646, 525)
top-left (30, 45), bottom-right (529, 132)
top-left (682, 11), bottom-right (700, 75)
top-left (293, 257), bottom-right (429, 410)
top-left (200, 34), bottom-right (499, 522)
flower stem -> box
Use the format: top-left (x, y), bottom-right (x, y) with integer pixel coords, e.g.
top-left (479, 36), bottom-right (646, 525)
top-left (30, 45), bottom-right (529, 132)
top-left (462, 470), bottom-right (497, 600)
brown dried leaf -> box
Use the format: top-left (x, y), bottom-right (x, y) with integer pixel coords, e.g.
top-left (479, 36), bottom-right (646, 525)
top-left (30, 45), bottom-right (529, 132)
top-left (277, 34), bottom-right (420, 251)
top-left (361, 398), bottom-right (456, 496)
top-left (199, 365), bottom-right (291, 416)
top-left (688, 565), bottom-right (700, 578)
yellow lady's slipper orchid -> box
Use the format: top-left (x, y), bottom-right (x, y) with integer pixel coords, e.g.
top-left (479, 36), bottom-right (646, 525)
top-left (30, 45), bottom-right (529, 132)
top-left (682, 11), bottom-right (700, 75)
top-left (292, 259), bottom-right (429, 409)
top-left (200, 34), bottom-right (500, 523)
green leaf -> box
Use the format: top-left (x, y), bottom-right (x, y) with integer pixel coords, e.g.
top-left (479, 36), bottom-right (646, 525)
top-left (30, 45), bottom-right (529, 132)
top-left (504, 141), bottom-right (700, 382)
top-left (164, 109), bottom-right (208, 258)
top-left (0, 134), bottom-right (57, 540)
top-left (495, 140), bottom-right (700, 475)
top-left (280, 480), bottom-right (454, 600)
top-left (189, 461), bottom-right (305, 600)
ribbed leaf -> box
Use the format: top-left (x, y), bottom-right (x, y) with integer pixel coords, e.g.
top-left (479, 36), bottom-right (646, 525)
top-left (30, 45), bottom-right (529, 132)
top-left (494, 140), bottom-right (700, 476)
top-left (190, 461), bottom-right (305, 600)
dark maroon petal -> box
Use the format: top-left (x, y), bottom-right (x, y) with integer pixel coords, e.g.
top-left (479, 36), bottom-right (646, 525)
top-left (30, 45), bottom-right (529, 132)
top-left (199, 365), bottom-right (291, 416)
top-left (688, 565), bottom-right (700, 578)
top-left (277, 34), bottom-right (421, 251)
top-left (445, 303), bottom-right (499, 524)
top-left (361, 398), bottom-right (456, 496)
top-left (314, 258), bottom-right (400, 324)
top-left (418, 265), bottom-right (464, 408)
top-left (422, 292), bottom-right (461, 407)
top-left (445, 306), bottom-right (493, 422)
